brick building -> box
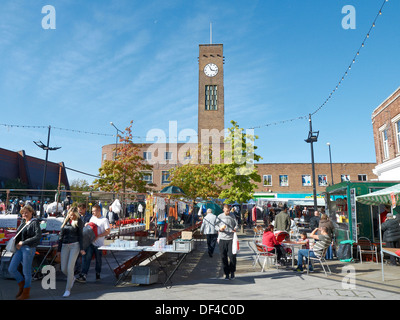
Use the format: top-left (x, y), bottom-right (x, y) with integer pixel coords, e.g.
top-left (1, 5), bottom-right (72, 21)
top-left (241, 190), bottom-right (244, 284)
top-left (0, 147), bottom-right (69, 190)
top-left (255, 162), bottom-right (376, 195)
top-left (101, 43), bottom-right (378, 202)
top-left (372, 86), bottom-right (400, 180)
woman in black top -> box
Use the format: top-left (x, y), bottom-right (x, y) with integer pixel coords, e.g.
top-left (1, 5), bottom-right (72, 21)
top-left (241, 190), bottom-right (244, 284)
top-left (56, 206), bottom-right (85, 297)
top-left (8, 205), bottom-right (41, 300)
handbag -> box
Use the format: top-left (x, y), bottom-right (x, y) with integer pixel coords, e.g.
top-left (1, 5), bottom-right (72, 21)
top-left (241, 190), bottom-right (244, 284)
top-left (5, 222), bottom-right (29, 253)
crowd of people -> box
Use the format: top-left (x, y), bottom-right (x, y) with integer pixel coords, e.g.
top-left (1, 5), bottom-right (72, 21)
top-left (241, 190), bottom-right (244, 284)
top-left (6, 202), bottom-right (112, 299)
top-left (5, 197), bottom-right (400, 300)
top-left (198, 202), bottom-right (335, 277)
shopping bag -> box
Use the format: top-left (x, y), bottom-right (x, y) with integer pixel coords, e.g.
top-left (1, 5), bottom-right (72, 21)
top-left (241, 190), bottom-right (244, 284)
top-left (5, 237), bottom-right (16, 253)
top-left (5, 222), bottom-right (29, 253)
top-left (232, 232), bottom-right (240, 254)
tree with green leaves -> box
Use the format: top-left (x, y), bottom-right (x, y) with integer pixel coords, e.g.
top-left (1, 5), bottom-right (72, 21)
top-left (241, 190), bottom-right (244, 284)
top-left (213, 120), bottom-right (262, 204)
top-left (168, 163), bottom-right (222, 200)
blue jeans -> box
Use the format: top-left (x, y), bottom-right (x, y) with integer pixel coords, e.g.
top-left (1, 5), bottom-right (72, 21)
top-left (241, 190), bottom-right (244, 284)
top-left (81, 244), bottom-right (102, 275)
top-left (8, 245), bottom-right (36, 288)
top-left (297, 249), bottom-right (317, 270)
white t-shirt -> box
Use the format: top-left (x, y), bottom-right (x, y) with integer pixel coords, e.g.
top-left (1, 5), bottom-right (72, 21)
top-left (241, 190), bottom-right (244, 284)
top-left (90, 215), bottom-right (110, 247)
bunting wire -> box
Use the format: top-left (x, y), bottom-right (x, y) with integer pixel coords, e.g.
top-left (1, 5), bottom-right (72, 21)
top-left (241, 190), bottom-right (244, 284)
top-left (252, 0), bottom-right (389, 129)
top-left (0, 1), bottom-right (390, 137)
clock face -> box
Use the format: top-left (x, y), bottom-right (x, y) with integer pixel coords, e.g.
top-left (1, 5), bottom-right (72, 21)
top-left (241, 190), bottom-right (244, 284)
top-left (204, 63), bottom-right (218, 77)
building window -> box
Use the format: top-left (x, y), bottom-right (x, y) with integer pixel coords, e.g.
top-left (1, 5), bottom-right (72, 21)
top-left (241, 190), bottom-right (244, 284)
top-left (143, 152), bottom-right (152, 160)
top-left (184, 150), bottom-right (192, 160)
top-left (396, 120), bottom-right (400, 154)
top-left (279, 175), bottom-right (288, 187)
top-left (341, 174), bottom-right (351, 182)
top-left (102, 153), bottom-right (107, 161)
top-left (318, 175), bottom-right (328, 186)
top-left (382, 129), bottom-right (389, 159)
top-left (142, 172), bottom-right (153, 184)
top-left (165, 152), bottom-right (173, 160)
top-left (302, 175), bottom-right (311, 186)
top-left (205, 85), bottom-right (218, 110)
top-left (358, 174), bottom-right (367, 181)
top-left (161, 171), bottom-right (170, 184)
top-left (263, 175), bottom-right (272, 186)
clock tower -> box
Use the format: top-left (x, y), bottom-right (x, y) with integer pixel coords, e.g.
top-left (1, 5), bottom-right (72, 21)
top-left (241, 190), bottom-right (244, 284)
top-left (198, 44), bottom-right (225, 144)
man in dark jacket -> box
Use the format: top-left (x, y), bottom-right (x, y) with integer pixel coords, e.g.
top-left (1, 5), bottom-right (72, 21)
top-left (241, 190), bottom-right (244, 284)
top-left (309, 211), bottom-right (320, 231)
top-left (381, 213), bottom-right (400, 265)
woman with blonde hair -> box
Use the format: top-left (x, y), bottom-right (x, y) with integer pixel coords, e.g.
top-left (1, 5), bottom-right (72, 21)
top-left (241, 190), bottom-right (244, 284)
top-left (56, 206), bottom-right (85, 297)
top-left (8, 205), bottom-right (41, 300)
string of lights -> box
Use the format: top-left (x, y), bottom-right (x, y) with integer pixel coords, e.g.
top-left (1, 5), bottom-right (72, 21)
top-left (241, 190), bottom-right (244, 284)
top-left (0, 123), bottom-right (115, 137)
top-left (252, 0), bottom-right (389, 129)
top-left (0, 1), bottom-right (390, 140)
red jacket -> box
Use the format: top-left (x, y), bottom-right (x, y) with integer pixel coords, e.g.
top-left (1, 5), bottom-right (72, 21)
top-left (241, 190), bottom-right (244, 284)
top-left (262, 231), bottom-right (277, 251)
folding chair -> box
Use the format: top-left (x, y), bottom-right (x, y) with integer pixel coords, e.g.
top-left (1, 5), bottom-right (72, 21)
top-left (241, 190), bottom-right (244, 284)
top-left (357, 237), bottom-right (378, 264)
top-left (306, 247), bottom-right (331, 276)
top-left (255, 242), bottom-right (278, 271)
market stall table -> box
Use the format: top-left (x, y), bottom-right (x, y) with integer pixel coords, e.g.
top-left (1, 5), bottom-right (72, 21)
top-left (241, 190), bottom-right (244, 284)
top-left (281, 241), bottom-right (307, 268)
top-left (381, 247), bottom-right (400, 261)
top-left (98, 244), bottom-right (192, 288)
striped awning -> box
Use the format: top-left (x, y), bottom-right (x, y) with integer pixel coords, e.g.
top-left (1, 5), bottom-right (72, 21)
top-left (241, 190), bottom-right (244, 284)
top-left (356, 183), bottom-right (400, 206)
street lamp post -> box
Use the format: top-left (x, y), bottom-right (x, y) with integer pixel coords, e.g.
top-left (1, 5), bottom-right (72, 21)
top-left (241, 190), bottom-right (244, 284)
top-left (110, 122), bottom-right (123, 160)
top-left (305, 114), bottom-right (319, 212)
top-left (327, 142), bottom-right (334, 185)
top-left (110, 122), bottom-right (124, 219)
top-left (34, 125), bottom-right (61, 217)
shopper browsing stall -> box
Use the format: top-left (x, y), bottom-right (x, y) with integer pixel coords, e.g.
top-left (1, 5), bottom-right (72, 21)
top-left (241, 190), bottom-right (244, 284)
top-left (76, 204), bottom-right (110, 283)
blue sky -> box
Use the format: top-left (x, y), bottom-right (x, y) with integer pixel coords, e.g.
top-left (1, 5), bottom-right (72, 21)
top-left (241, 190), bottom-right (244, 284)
top-left (0, 0), bottom-right (399, 184)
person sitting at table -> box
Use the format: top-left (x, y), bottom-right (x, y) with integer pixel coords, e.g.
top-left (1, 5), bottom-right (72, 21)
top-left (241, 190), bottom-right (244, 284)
top-left (262, 225), bottom-right (286, 265)
top-left (297, 231), bottom-right (309, 249)
top-left (381, 213), bottom-right (400, 266)
top-left (294, 227), bottom-right (331, 272)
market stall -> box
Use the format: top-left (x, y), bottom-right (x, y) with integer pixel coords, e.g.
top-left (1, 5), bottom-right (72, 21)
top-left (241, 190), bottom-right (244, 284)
top-left (356, 183), bottom-right (400, 281)
top-left (324, 181), bottom-right (399, 246)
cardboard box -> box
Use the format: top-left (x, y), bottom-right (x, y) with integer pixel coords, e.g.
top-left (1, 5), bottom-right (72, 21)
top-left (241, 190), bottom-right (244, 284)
top-left (181, 231), bottom-right (193, 240)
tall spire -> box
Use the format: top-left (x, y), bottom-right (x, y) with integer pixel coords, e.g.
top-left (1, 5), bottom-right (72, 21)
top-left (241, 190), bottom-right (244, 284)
top-left (210, 22), bottom-right (212, 44)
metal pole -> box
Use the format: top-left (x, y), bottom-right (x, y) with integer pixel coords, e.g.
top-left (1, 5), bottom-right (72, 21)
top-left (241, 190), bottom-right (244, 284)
top-left (309, 115), bottom-right (318, 212)
top-left (328, 143), bottom-right (334, 185)
top-left (40, 125), bottom-right (51, 217)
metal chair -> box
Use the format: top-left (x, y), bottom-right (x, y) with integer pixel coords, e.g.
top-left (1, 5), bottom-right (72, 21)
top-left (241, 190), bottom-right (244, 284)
top-left (357, 237), bottom-right (378, 264)
top-left (306, 247), bottom-right (331, 276)
top-left (247, 241), bottom-right (278, 272)
top-left (255, 242), bottom-right (278, 271)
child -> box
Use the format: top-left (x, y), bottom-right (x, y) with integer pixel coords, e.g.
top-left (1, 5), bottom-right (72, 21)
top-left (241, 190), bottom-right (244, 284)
top-left (298, 231), bottom-right (309, 249)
